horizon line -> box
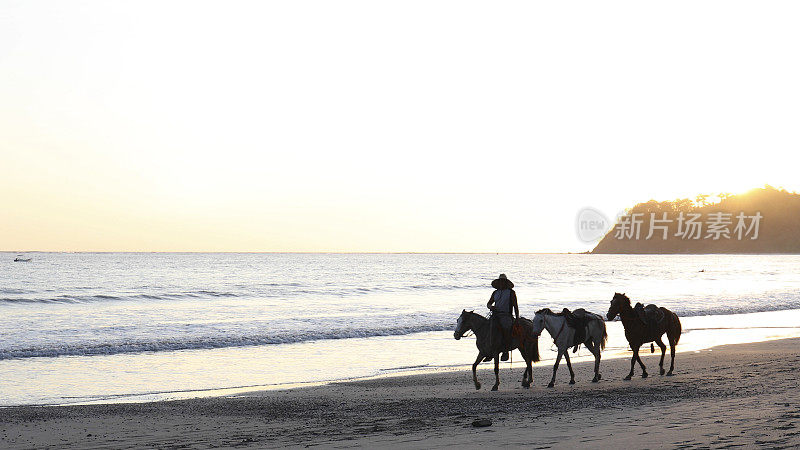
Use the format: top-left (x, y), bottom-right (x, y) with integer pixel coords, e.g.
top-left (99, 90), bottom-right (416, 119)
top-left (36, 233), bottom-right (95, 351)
top-left (1, 250), bottom-right (586, 255)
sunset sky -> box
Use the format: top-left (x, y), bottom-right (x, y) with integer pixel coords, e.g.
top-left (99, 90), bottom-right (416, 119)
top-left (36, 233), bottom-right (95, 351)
top-left (2, 1), bottom-right (800, 252)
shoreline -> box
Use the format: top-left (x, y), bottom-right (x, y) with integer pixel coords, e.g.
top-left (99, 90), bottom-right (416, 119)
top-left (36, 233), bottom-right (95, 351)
top-left (2, 337), bottom-right (800, 448)
top-left (4, 307), bottom-right (800, 408)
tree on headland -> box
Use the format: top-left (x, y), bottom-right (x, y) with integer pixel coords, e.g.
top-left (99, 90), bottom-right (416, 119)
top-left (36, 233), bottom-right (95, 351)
top-left (694, 194), bottom-right (710, 207)
top-left (592, 186), bottom-right (800, 254)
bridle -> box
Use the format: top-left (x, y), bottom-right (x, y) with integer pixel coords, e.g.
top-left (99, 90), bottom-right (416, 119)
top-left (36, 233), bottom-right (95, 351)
top-left (534, 313), bottom-right (566, 344)
top-left (457, 313), bottom-right (480, 339)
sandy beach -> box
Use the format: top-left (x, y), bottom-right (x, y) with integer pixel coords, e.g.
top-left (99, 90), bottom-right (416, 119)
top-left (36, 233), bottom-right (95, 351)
top-left (2, 337), bottom-right (799, 449)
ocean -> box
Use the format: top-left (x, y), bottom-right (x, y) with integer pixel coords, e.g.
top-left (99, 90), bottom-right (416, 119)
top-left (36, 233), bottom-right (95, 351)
top-left (2, 252), bottom-right (800, 406)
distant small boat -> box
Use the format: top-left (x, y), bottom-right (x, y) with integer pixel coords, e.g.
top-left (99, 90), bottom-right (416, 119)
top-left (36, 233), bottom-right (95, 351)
top-left (13, 255), bottom-right (32, 262)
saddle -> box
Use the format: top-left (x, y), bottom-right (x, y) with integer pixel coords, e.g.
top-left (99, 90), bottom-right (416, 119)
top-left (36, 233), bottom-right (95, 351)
top-left (561, 308), bottom-right (601, 352)
top-left (634, 303), bottom-right (665, 338)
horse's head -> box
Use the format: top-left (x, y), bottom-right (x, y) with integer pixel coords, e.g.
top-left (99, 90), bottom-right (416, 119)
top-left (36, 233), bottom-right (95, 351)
top-left (607, 292), bottom-right (629, 320)
top-left (454, 309), bottom-right (470, 340)
top-left (531, 311), bottom-right (546, 338)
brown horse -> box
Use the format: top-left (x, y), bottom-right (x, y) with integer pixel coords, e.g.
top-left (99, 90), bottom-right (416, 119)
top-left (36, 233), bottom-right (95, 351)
top-left (607, 293), bottom-right (681, 379)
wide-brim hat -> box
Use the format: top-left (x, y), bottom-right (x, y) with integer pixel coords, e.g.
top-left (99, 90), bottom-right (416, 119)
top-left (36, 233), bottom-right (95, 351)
top-left (491, 273), bottom-right (514, 289)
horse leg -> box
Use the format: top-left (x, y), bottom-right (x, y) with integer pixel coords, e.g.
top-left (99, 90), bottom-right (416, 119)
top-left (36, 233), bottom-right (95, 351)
top-left (520, 349), bottom-right (532, 388)
top-left (587, 341), bottom-right (601, 382)
top-left (521, 353), bottom-right (531, 388)
top-left (548, 350), bottom-right (563, 388)
top-left (564, 350), bottom-right (576, 385)
top-left (491, 354), bottom-right (500, 391)
top-left (624, 345), bottom-right (637, 380)
top-left (667, 335), bottom-right (676, 376)
top-left (472, 353), bottom-right (483, 390)
top-left (525, 358), bottom-right (533, 388)
top-left (656, 338), bottom-right (667, 375)
top-left (636, 347), bottom-right (648, 378)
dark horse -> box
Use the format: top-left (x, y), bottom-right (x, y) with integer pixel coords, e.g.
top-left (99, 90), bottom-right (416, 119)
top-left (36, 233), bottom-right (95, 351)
top-left (607, 293), bottom-right (682, 379)
top-left (454, 310), bottom-right (540, 390)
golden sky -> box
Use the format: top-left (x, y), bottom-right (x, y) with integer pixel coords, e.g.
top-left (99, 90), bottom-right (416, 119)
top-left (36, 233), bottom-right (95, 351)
top-left (2, 1), bottom-right (800, 252)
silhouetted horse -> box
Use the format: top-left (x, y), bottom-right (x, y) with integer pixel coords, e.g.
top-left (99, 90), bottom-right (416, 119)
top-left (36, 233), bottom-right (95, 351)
top-left (607, 293), bottom-right (682, 379)
top-left (454, 310), bottom-right (540, 391)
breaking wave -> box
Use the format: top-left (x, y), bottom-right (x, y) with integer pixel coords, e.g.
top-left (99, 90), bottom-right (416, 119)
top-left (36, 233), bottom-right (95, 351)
top-left (0, 284), bottom-right (486, 304)
top-left (0, 323), bottom-right (453, 360)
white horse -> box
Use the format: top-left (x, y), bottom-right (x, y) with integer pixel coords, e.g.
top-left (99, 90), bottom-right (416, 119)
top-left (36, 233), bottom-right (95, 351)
top-left (530, 308), bottom-right (607, 387)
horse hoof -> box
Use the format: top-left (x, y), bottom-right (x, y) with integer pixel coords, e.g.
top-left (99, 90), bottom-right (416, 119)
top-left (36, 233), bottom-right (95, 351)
top-left (491, 385), bottom-right (498, 391)
top-left (475, 383), bottom-right (481, 390)
top-left (591, 377), bottom-right (599, 383)
top-left (666, 372), bottom-right (674, 377)
top-left (642, 372), bottom-right (648, 379)
top-left (623, 376), bottom-right (632, 381)
top-left (598, 374), bottom-right (602, 380)
top-left (660, 368), bottom-right (665, 376)
top-left (569, 379), bottom-right (575, 385)
top-left (547, 382), bottom-right (554, 388)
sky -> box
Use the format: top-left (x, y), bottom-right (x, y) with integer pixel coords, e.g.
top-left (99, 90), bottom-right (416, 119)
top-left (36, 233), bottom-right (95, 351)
top-left (2, 1), bottom-right (800, 252)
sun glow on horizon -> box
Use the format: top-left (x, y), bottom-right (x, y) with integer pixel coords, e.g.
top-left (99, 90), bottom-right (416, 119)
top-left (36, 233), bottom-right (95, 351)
top-left (2, 1), bottom-right (800, 253)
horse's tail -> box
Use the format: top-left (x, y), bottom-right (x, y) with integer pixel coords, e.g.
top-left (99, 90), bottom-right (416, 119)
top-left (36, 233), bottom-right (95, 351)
top-left (671, 311), bottom-right (682, 345)
top-left (650, 343), bottom-right (655, 353)
top-left (530, 335), bottom-right (540, 363)
top-left (600, 318), bottom-right (608, 351)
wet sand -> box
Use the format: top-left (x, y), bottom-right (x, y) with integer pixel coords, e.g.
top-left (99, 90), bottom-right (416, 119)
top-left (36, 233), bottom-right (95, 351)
top-left (2, 337), bottom-right (800, 448)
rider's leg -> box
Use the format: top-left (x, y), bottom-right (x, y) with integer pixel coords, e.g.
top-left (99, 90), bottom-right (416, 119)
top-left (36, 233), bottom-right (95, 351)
top-left (500, 320), bottom-right (511, 361)
top-left (484, 318), bottom-right (497, 362)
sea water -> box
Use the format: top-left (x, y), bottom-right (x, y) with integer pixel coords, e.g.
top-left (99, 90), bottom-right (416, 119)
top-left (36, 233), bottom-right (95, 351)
top-left (2, 253), bottom-right (800, 406)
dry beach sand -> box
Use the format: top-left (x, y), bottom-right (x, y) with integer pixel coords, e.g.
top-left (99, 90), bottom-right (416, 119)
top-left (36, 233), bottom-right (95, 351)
top-left (2, 337), bottom-right (800, 449)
